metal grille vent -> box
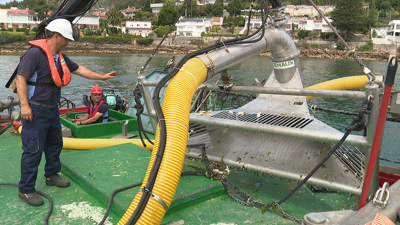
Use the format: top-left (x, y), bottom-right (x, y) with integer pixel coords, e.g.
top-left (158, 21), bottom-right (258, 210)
top-left (333, 144), bottom-right (364, 181)
top-left (188, 123), bottom-right (207, 137)
top-left (211, 111), bottom-right (313, 129)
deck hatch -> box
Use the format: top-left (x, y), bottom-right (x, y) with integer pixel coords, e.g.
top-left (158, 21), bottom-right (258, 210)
top-left (211, 111), bottom-right (313, 129)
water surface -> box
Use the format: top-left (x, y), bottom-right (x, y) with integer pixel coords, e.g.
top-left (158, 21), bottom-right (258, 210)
top-left (1, 53), bottom-right (399, 166)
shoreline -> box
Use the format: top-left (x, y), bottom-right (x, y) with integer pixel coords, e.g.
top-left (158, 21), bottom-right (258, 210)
top-left (0, 42), bottom-right (397, 61)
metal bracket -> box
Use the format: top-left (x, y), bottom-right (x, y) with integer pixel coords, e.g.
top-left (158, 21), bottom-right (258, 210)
top-left (111, 120), bottom-right (136, 139)
top-left (372, 182), bottom-right (390, 209)
top-left (220, 70), bottom-right (234, 85)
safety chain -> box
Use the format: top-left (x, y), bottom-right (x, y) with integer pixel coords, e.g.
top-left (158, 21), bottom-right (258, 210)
top-left (268, 201), bottom-right (304, 224)
top-left (133, 84), bottom-right (144, 116)
top-left (198, 144), bottom-right (217, 179)
top-left (195, 142), bottom-right (303, 223)
top-left (133, 84), bottom-right (154, 146)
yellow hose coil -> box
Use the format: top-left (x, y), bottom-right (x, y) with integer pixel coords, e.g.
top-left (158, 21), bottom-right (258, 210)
top-left (306, 75), bottom-right (369, 100)
top-left (63, 138), bottom-right (154, 151)
top-left (118, 58), bottom-right (209, 224)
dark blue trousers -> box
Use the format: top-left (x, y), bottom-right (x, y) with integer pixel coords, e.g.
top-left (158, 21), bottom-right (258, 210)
top-left (19, 103), bottom-right (63, 193)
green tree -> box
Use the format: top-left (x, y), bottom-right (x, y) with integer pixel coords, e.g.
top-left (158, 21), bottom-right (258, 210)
top-left (158, 1), bottom-right (178, 26)
top-left (229, 24), bottom-right (235, 34)
top-left (106, 7), bottom-right (124, 34)
top-left (227, 0), bottom-right (242, 17)
top-left (135, 11), bottom-right (142, 19)
top-left (330, 0), bottom-right (366, 41)
top-left (24, 0), bottom-right (59, 20)
top-left (32, 0), bottom-right (50, 20)
top-left (198, 4), bottom-right (213, 17)
top-left (212, 0), bottom-right (224, 17)
top-left (143, 11), bottom-right (151, 18)
top-left (185, 0), bottom-right (199, 17)
top-left (367, 0), bottom-right (378, 39)
top-left (142, 0), bottom-right (151, 12)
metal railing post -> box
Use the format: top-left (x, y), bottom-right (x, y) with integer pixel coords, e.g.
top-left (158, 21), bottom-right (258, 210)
top-left (364, 83), bottom-right (381, 195)
top-left (138, 75), bottom-right (158, 133)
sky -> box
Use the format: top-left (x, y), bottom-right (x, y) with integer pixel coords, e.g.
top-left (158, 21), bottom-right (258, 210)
top-left (0, 0), bottom-right (19, 5)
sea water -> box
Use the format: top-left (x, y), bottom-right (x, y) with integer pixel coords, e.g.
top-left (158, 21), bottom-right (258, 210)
top-left (1, 53), bottom-right (399, 166)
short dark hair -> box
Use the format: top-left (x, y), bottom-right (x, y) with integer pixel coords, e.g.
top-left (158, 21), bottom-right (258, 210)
top-left (45, 29), bottom-right (55, 38)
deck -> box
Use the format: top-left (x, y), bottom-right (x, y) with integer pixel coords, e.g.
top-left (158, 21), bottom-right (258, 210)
top-left (0, 129), bottom-right (361, 225)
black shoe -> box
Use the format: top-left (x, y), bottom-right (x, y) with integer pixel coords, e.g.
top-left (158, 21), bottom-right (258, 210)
top-left (45, 174), bottom-right (70, 188)
top-left (18, 192), bottom-right (44, 206)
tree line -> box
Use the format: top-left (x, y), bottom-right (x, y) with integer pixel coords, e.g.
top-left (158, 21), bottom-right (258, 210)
top-left (1, 0), bottom-right (399, 19)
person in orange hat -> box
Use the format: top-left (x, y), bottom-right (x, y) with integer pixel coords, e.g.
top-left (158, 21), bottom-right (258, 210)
top-left (72, 85), bottom-right (109, 125)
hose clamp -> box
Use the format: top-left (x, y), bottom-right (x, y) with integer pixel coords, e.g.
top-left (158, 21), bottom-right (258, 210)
top-left (139, 189), bottom-right (169, 211)
top-left (196, 54), bottom-right (215, 80)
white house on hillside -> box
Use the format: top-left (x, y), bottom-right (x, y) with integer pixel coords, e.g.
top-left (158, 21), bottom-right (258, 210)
top-left (175, 17), bottom-right (212, 37)
top-left (120, 6), bottom-right (141, 18)
top-left (150, 3), bottom-right (163, 17)
top-left (73, 13), bottom-right (101, 29)
top-left (0, 7), bottom-right (101, 31)
top-left (305, 19), bottom-right (333, 32)
top-left (387, 20), bottom-right (400, 43)
top-left (0, 7), bottom-right (40, 29)
top-left (284, 5), bottom-right (334, 17)
top-left (124, 21), bottom-right (152, 37)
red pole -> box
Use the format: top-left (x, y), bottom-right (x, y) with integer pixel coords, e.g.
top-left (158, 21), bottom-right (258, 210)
top-left (358, 57), bottom-right (398, 210)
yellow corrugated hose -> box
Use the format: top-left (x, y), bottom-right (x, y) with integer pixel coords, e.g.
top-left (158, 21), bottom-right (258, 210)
top-left (17, 126), bottom-right (154, 151)
top-left (118, 57), bottom-right (209, 225)
top-left (63, 137), bottom-right (154, 151)
top-left (306, 75), bottom-right (369, 100)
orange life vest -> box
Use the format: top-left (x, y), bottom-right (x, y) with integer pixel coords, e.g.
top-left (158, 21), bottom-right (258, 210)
top-left (89, 100), bottom-right (108, 118)
top-left (29, 39), bottom-right (71, 87)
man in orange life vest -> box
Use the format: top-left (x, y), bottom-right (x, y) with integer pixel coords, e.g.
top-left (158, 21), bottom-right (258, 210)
top-left (71, 85), bottom-right (109, 125)
top-left (15, 18), bottom-right (117, 206)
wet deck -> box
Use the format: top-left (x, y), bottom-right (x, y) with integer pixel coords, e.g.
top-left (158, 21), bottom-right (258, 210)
top-left (0, 130), bottom-right (360, 225)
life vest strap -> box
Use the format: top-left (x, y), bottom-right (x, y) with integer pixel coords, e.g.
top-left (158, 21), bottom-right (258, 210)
top-left (27, 80), bottom-right (58, 101)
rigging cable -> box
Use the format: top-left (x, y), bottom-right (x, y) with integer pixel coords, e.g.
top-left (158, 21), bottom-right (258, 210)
top-left (137, 2), bottom-right (188, 77)
top-left (307, 0), bottom-right (376, 81)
